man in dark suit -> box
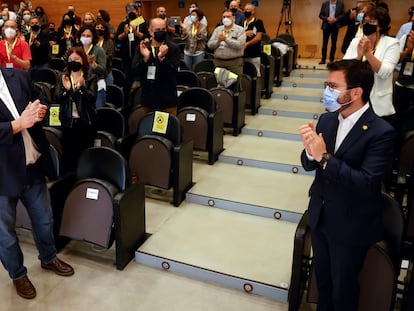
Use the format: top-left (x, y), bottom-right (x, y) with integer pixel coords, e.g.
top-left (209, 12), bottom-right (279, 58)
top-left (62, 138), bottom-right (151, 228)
top-left (319, 0), bottom-right (345, 64)
top-left (0, 68), bottom-right (74, 300)
top-left (132, 17), bottom-right (180, 115)
top-left (299, 59), bottom-right (395, 310)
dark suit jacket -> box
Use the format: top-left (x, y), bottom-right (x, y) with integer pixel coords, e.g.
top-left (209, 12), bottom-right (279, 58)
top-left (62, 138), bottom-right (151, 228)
top-left (301, 107), bottom-right (395, 246)
top-left (0, 68), bottom-right (55, 196)
top-left (319, 0), bottom-right (345, 30)
top-left (132, 39), bottom-right (180, 110)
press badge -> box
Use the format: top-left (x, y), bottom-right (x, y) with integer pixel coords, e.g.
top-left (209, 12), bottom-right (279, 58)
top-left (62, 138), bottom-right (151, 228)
top-left (6, 62), bottom-right (13, 68)
top-left (128, 32), bottom-right (135, 41)
top-left (147, 65), bottom-right (156, 80)
top-left (403, 62), bottom-right (414, 76)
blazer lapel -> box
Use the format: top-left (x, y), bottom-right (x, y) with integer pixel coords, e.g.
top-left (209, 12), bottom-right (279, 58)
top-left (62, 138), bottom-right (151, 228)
top-left (322, 113), bottom-right (339, 154)
top-left (334, 108), bottom-right (374, 157)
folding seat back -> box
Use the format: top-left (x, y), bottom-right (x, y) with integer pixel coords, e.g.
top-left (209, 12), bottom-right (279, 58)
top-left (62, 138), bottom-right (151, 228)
top-left (106, 84), bottom-right (125, 108)
top-left (193, 59), bottom-right (215, 73)
top-left (55, 146), bottom-right (145, 269)
top-left (34, 81), bottom-right (55, 103)
top-left (49, 57), bottom-right (67, 72)
top-left (358, 242), bottom-right (397, 311)
top-left (243, 60), bottom-right (261, 115)
top-left (96, 107), bottom-right (126, 138)
top-left (260, 52), bottom-right (275, 98)
top-left (31, 68), bottom-right (59, 86)
top-left (196, 71), bottom-right (217, 89)
top-left (269, 41), bottom-right (284, 86)
top-left (111, 57), bottom-right (124, 71)
top-left (177, 87), bottom-right (223, 164)
top-left (127, 104), bottom-right (149, 134)
top-left (176, 70), bottom-right (200, 88)
top-left (112, 68), bottom-right (127, 89)
top-left (60, 147), bottom-right (131, 248)
top-left (128, 112), bottom-right (193, 206)
top-left (211, 77), bottom-right (245, 136)
top-left (277, 33), bottom-right (298, 69)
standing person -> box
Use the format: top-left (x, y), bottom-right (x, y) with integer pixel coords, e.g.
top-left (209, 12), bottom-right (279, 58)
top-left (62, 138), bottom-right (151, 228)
top-left (57, 13), bottom-right (77, 58)
top-left (181, 9), bottom-right (207, 70)
top-left (77, 24), bottom-right (107, 108)
top-left (183, 2), bottom-right (208, 26)
top-left (132, 18), bottom-right (180, 114)
top-left (156, 6), bottom-right (176, 35)
top-left (34, 6), bottom-right (48, 30)
top-left (25, 16), bottom-right (50, 73)
top-left (229, 0), bottom-right (245, 26)
top-left (95, 20), bottom-right (116, 85)
top-left (318, 0), bottom-right (345, 65)
top-left (0, 19), bottom-right (31, 71)
top-left (243, 3), bottom-right (266, 77)
top-left (207, 9), bottom-right (246, 79)
top-left (116, 2), bottom-right (149, 87)
top-left (299, 59), bottom-right (395, 311)
top-left (56, 47), bottom-right (97, 171)
top-left (97, 9), bottom-right (115, 39)
top-left (343, 6), bottom-right (400, 120)
top-left (0, 67), bottom-right (74, 300)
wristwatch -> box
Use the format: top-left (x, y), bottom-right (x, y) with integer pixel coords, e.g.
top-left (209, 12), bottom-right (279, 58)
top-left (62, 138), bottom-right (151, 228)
top-left (319, 152), bottom-right (331, 167)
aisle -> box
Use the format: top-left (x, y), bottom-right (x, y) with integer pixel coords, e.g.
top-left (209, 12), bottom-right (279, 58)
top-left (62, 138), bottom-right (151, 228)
top-left (135, 65), bottom-right (328, 302)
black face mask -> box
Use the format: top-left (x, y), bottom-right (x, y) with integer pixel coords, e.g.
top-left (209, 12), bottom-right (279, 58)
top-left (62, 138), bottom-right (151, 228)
top-left (96, 29), bottom-right (104, 36)
top-left (244, 12), bottom-right (252, 18)
top-left (230, 8), bottom-right (238, 14)
top-left (158, 13), bottom-right (166, 19)
top-left (128, 12), bottom-right (137, 20)
top-left (49, 28), bottom-right (55, 32)
top-left (363, 23), bottom-right (377, 36)
top-left (68, 61), bottom-right (82, 72)
top-left (62, 19), bottom-right (72, 26)
top-left (153, 30), bottom-right (167, 43)
top-left (31, 25), bottom-right (40, 32)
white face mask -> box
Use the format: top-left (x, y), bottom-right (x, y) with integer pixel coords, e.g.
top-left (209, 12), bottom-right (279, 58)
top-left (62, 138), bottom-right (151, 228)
top-left (222, 17), bottom-right (232, 27)
top-left (80, 36), bottom-right (92, 46)
top-left (4, 27), bottom-right (16, 39)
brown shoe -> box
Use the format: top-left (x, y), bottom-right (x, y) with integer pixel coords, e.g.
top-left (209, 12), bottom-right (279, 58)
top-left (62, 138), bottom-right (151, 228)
top-left (13, 275), bottom-right (36, 299)
top-left (41, 258), bottom-right (74, 276)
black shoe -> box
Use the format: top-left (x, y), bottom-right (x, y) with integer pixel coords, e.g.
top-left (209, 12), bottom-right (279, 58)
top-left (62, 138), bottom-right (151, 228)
top-left (318, 60), bottom-right (326, 65)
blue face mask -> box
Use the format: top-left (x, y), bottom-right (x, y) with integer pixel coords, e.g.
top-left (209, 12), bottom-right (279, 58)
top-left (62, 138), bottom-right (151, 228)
top-left (356, 12), bottom-right (364, 23)
top-left (322, 86), bottom-right (353, 112)
top-left (190, 15), bottom-right (197, 23)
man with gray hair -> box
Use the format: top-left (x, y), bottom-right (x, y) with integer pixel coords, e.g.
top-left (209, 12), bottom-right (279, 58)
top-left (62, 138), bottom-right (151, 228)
top-left (207, 9), bottom-right (246, 79)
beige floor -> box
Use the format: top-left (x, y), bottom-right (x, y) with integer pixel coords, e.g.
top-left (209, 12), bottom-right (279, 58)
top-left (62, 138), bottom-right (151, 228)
top-left (0, 60), bottom-right (326, 311)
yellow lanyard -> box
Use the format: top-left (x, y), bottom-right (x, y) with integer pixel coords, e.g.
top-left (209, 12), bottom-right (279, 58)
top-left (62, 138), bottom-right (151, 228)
top-left (151, 45), bottom-right (160, 58)
top-left (191, 24), bottom-right (197, 37)
top-left (85, 44), bottom-right (93, 55)
top-left (70, 72), bottom-right (83, 91)
top-left (243, 18), bottom-right (255, 30)
top-left (97, 39), bottom-right (103, 48)
top-left (64, 26), bottom-right (72, 39)
top-left (29, 32), bottom-right (36, 46)
top-left (6, 38), bottom-right (17, 62)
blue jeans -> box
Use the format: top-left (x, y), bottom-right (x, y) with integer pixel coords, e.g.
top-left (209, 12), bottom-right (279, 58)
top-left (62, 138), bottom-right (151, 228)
top-left (95, 89), bottom-right (107, 108)
top-left (184, 52), bottom-right (205, 71)
top-left (0, 168), bottom-right (56, 280)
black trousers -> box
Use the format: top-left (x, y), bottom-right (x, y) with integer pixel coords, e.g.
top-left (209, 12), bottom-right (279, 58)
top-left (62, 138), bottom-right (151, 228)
top-left (311, 213), bottom-right (370, 311)
top-left (321, 25), bottom-right (339, 62)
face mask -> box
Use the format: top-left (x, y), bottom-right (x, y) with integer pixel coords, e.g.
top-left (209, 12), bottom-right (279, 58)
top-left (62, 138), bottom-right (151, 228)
top-left (128, 12), bottom-right (137, 20)
top-left (190, 15), bottom-right (197, 23)
top-left (63, 19), bottom-right (72, 26)
top-left (80, 36), bottom-right (92, 46)
top-left (31, 25), bottom-right (40, 32)
top-left (158, 13), bottom-right (166, 19)
top-left (363, 23), bottom-right (377, 36)
top-left (230, 8), bottom-right (238, 14)
top-left (96, 29), bottom-right (104, 36)
top-left (244, 11), bottom-right (252, 18)
top-left (49, 27), bottom-right (55, 32)
top-left (356, 12), bottom-right (364, 23)
top-left (322, 86), bottom-right (353, 112)
top-left (153, 30), bottom-right (166, 42)
top-left (36, 10), bottom-right (42, 15)
top-left (23, 15), bottom-right (31, 23)
top-left (222, 17), bottom-right (232, 27)
top-left (4, 27), bottom-right (16, 39)
top-left (2, 16), bottom-right (7, 21)
top-left (189, 8), bottom-right (195, 14)
top-left (68, 61), bottom-right (82, 72)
